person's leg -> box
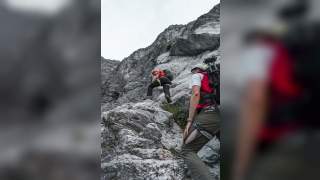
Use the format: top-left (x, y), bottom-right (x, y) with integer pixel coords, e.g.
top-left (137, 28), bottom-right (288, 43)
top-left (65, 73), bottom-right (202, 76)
top-left (182, 134), bottom-right (212, 180)
top-left (162, 84), bottom-right (172, 103)
top-left (248, 132), bottom-right (318, 180)
top-left (159, 77), bottom-right (172, 85)
top-left (181, 111), bottom-right (220, 180)
top-left (159, 77), bottom-right (172, 103)
top-left (196, 110), bottom-right (220, 135)
top-left (146, 80), bottom-right (160, 97)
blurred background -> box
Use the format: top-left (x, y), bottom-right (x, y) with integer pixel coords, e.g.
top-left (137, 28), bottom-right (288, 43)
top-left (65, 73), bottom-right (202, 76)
top-left (0, 0), bottom-right (100, 179)
top-left (222, 0), bottom-right (320, 179)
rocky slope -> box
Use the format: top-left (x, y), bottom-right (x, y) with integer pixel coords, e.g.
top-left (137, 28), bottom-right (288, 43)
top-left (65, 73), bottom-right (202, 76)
top-left (101, 57), bottom-right (120, 84)
top-left (101, 4), bottom-right (220, 110)
top-left (102, 101), bottom-right (185, 179)
top-left (101, 3), bottom-right (220, 180)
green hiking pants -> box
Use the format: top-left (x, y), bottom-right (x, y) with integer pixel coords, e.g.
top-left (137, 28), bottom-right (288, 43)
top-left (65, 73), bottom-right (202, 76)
top-left (247, 132), bottom-right (320, 180)
top-left (181, 109), bottom-right (220, 180)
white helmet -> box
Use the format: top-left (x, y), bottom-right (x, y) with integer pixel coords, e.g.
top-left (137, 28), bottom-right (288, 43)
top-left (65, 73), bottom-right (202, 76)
top-left (152, 68), bottom-right (161, 73)
top-left (191, 63), bottom-right (208, 72)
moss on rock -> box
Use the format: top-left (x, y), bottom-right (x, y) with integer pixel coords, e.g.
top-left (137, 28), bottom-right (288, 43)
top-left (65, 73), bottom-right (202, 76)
top-left (162, 103), bottom-right (188, 129)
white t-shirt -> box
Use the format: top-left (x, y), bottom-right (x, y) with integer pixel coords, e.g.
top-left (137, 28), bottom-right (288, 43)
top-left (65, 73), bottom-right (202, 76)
top-left (189, 73), bottom-right (204, 89)
top-left (236, 44), bottom-right (274, 86)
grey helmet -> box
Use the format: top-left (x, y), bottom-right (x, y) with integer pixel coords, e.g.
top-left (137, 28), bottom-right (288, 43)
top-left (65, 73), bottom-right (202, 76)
top-left (191, 63), bottom-right (208, 72)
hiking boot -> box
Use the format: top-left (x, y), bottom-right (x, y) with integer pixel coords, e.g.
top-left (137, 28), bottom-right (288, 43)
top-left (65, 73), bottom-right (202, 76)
top-left (163, 84), bottom-right (171, 97)
top-left (145, 96), bottom-right (152, 100)
top-left (165, 95), bottom-right (172, 104)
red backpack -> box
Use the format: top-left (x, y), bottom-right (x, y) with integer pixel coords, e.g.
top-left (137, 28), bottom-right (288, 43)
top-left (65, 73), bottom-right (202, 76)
top-left (257, 23), bottom-right (320, 148)
top-left (259, 41), bottom-right (302, 143)
top-left (196, 72), bottom-right (216, 109)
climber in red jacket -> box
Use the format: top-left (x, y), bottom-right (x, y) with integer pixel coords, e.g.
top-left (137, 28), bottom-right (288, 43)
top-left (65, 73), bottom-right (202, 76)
top-left (146, 68), bottom-right (173, 103)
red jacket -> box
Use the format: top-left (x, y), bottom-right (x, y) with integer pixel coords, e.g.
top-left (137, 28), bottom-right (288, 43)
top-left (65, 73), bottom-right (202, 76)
top-left (259, 40), bottom-right (302, 143)
top-left (152, 69), bottom-right (166, 79)
top-left (197, 72), bottom-right (215, 109)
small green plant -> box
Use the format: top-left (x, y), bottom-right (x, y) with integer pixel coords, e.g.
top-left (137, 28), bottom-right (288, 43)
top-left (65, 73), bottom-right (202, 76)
top-left (162, 103), bottom-right (188, 129)
top-left (168, 147), bottom-right (181, 158)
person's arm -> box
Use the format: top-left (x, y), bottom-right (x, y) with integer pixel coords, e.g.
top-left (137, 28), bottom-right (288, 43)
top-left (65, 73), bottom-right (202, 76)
top-left (232, 79), bottom-right (267, 180)
top-left (188, 85), bottom-right (201, 121)
top-left (152, 71), bottom-right (160, 81)
top-left (183, 85), bottom-right (201, 140)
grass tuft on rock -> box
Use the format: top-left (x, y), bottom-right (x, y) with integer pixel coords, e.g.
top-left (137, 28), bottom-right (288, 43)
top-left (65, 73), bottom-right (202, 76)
top-left (162, 103), bottom-right (188, 129)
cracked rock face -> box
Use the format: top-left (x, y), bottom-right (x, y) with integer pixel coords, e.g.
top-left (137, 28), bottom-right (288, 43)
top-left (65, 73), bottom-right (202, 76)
top-left (170, 34), bottom-right (220, 56)
top-left (101, 100), bottom-right (220, 180)
top-left (101, 3), bottom-right (220, 180)
top-left (101, 101), bottom-right (186, 180)
top-left (101, 57), bottom-right (120, 85)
